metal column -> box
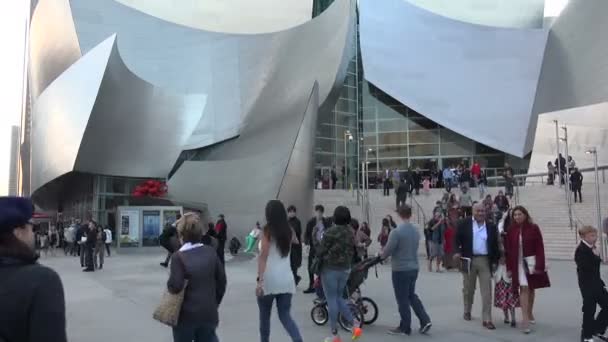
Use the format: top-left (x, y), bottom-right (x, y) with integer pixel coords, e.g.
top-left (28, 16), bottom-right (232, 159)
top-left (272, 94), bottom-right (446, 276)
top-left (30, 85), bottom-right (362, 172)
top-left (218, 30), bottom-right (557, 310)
top-left (589, 148), bottom-right (604, 261)
top-left (561, 126), bottom-right (574, 231)
top-left (554, 120), bottom-right (562, 188)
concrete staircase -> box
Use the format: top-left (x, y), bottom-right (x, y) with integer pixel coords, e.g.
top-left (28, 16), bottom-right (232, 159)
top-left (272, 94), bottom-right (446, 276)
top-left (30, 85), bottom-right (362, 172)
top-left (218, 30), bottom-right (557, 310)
top-left (314, 183), bottom-right (608, 260)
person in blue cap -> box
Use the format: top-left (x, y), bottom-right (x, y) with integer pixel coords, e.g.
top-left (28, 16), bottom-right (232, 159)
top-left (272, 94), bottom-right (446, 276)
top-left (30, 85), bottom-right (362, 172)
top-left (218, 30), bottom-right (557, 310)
top-left (0, 196), bottom-right (67, 342)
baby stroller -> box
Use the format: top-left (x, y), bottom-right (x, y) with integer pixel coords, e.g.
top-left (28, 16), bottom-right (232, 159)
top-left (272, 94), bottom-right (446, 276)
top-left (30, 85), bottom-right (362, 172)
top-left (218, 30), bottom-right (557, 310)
top-left (310, 256), bottom-right (382, 329)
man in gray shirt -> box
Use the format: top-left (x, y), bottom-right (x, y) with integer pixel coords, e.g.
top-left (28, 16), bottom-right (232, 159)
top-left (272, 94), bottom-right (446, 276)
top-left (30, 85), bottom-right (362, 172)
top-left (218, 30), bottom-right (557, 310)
top-left (381, 205), bottom-right (432, 336)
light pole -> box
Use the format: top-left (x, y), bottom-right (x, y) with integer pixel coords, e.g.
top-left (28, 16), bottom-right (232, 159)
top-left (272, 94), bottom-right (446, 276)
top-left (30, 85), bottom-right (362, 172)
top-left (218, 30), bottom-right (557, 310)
top-left (554, 120), bottom-right (562, 188)
top-left (364, 148), bottom-right (373, 224)
top-left (357, 137), bottom-right (364, 205)
top-left (344, 130), bottom-right (353, 191)
top-left (586, 147), bottom-right (604, 261)
top-left (560, 126), bottom-right (574, 231)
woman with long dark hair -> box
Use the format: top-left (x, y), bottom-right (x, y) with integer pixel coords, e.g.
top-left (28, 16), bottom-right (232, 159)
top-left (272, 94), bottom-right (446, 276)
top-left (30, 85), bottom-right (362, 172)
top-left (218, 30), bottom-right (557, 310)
top-left (317, 206), bottom-right (360, 342)
top-left (504, 206), bottom-right (550, 334)
top-left (256, 200), bottom-right (303, 342)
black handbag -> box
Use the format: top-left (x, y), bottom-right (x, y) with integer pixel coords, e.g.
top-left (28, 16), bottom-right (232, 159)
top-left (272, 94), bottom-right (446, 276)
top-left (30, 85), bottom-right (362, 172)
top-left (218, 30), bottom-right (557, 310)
top-left (310, 257), bottom-right (323, 275)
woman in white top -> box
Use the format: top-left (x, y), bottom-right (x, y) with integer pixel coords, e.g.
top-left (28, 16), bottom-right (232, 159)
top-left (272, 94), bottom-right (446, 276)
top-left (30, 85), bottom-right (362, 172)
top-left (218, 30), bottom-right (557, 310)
top-left (256, 200), bottom-right (303, 342)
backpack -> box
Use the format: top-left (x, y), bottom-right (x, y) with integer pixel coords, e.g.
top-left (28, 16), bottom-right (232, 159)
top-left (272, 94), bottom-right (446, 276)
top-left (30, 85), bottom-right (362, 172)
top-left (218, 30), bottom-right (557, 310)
top-left (229, 237), bottom-right (241, 255)
top-left (97, 230), bottom-right (106, 244)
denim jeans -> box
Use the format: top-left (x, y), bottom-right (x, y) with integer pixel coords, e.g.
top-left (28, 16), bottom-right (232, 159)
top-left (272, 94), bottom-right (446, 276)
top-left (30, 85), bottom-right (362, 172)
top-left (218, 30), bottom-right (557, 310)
top-left (322, 269), bottom-right (353, 332)
top-left (478, 182), bottom-right (486, 198)
top-left (257, 293), bottom-right (303, 342)
top-left (392, 270), bottom-right (431, 333)
top-left (444, 178), bottom-right (452, 192)
top-left (172, 322), bottom-right (219, 342)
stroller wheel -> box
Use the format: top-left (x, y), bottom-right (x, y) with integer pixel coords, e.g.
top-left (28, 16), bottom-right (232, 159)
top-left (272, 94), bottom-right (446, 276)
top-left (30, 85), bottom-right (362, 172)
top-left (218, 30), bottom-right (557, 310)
top-left (311, 304), bottom-right (328, 326)
top-left (359, 297), bottom-right (379, 325)
top-left (339, 303), bottom-right (364, 332)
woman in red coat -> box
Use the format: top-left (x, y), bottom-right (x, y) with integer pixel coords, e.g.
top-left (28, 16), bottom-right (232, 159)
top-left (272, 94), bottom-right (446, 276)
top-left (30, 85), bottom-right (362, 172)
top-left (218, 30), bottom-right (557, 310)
top-left (504, 206), bottom-right (551, 334)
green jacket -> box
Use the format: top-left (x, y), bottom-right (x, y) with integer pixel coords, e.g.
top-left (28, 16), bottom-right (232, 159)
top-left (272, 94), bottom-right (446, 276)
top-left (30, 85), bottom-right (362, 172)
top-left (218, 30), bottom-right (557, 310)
top-left (316, 224), bottom-right (355, 271)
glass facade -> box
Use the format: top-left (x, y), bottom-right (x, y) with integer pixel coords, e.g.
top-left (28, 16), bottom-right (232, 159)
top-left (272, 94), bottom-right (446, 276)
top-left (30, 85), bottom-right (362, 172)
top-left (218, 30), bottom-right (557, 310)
top-left (93, 175), bottom-right (172, 231)
top-left (313, 0), bottom-right (361, 189)
top-left (313, 2), bottom-right (528, 188)
top-left (361, 83), bottom-right (527, 182)
top-left (55, 173), bottom-right (168, 231)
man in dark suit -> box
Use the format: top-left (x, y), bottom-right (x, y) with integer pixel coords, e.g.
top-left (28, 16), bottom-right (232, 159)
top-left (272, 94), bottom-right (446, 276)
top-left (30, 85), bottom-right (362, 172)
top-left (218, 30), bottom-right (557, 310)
top-left (453, 202), bottom-right (500, 330)
top-left (383, 176), bottom-right (391, 196)
top-left (287, 205), bottom-right (303, 286)
top-left (576, 226), bottom-right (608, 342)
top-left (396, 179), bottom-right (408, 211)
top-left (303, 204), bottom-right (332, 294)
top-left (571, 168), bottom-right (584, 203)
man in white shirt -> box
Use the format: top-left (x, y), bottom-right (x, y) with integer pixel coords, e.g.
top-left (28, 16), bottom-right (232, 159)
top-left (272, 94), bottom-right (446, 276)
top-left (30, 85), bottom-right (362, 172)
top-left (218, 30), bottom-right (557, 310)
top-left (453, 203), bottom-right (500, 330)
top-left (103, 226), bottom-right (112, 257)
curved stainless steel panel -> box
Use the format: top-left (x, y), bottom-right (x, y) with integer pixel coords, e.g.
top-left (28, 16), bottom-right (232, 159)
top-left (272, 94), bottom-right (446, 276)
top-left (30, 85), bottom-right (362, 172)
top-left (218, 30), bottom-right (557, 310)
top-left (74, 36), bottom-right (206, 178)
top-left (114, 0), bottom-right (313, 34)
top-left (277, 84), bottom-right (320, 223)
top-left (68, 0), bottom-right (352, 149)
top-left (31, 35), bottom-right (206, 194)
top-left (29, 0), bottom-right (81, 99)
top-left (31, 35), bottom-right (109, 193)
top-left (532, 0), bottom-right (608, 115)
top-left (30, 0), bottom-right (354, 228)
top-left (169, 83), bottom-right (321, 237)
top-left (359, 0), bottom-right (548, 157)
top-left (405, 0), bottom-right (545, 29)
top-left (529, 103), bottom-right (608, 174)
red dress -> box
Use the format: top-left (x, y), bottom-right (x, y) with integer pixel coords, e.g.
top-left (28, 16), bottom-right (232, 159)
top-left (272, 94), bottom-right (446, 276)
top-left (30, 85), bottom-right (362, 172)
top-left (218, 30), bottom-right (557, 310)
top-left (443, 225), bottom-right (455, 254)
top-left (504, 222), bottom-right (551, 290)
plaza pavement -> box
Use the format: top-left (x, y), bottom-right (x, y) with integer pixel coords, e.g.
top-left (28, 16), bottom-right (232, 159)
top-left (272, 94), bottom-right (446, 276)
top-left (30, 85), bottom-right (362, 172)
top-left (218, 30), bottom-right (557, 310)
top-left (41, 249), bottom-right (586, 342)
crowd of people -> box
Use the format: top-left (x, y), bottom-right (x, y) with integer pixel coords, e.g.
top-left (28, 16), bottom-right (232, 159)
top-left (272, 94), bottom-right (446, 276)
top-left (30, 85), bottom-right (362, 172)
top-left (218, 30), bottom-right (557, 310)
top-left (32, 220), bottom-right (113, 265)
top-left (2, 193), bottom-right (608, 342)
top-left (548, 154), bottom-right (586, 203)
top-left (419, 175), bottom-right (554, 333)
top-left (382, 161), bottom-right (522, 210)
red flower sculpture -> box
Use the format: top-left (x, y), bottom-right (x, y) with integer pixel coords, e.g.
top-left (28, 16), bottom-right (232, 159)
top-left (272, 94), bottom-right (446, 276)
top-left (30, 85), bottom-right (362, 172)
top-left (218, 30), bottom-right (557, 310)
top-left (132, 180), bottom-right (167, 198)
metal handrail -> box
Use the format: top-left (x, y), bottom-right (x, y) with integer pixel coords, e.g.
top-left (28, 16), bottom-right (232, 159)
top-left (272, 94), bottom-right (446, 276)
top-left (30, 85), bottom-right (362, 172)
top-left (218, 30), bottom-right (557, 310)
top-left (410, 194), bottom-right (427, 226)
top-left (486, 163), bottom-right (608, 233)
top-left (486, 164), bottom-right (608, 182)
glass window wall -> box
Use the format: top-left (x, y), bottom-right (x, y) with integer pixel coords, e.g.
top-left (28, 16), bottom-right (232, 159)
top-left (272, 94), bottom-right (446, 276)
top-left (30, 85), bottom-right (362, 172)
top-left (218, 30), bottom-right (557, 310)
top-left (314, 11), bottom-right (527, 188)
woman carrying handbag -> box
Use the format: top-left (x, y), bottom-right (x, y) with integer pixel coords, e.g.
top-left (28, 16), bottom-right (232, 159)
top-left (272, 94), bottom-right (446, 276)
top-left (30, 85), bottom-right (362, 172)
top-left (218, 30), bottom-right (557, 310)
top-left (155, 213), bottom-right (227, 342)
top-left (504, 206), bottom-right (550, 334)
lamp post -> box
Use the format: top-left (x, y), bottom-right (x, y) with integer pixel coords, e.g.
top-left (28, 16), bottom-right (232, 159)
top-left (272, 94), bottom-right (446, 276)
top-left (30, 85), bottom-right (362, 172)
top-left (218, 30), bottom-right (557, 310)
top-left (554, 120), bottom-right (561, 188)
top-left (344, 130), bottom-right (353, 190)
top-left (364, 148), bottom-right (373, 223)
top-left (560, 126), bottom-right (574, 231)
top-left (357, 137), bottom-right (364, 205)
top-left (586, 147), bottom-right (604, 261)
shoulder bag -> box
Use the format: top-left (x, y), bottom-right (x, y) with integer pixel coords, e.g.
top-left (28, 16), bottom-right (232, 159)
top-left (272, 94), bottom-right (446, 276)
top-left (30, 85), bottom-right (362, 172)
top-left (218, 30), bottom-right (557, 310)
top-left (310, 256), bottom-right (323, 276)
top-left (153, 252), bottom-right (188, 326)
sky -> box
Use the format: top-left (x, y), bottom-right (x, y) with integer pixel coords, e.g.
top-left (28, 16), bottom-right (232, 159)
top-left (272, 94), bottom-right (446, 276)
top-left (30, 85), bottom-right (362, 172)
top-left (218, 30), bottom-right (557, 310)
top-left (0, 1), bottom-right (27, 196)
top-left (0, 0), bottom-right (570, 196)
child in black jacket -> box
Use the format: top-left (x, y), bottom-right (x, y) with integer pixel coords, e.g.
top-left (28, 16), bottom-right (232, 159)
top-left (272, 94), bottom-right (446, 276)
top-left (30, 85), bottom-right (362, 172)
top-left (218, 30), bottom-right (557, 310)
top-left (576, 226), bottom-right (608, 342)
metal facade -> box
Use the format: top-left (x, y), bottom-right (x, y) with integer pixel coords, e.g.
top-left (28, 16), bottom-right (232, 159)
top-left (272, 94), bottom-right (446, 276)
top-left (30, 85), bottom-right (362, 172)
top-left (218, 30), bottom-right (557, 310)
top-left (29, 0), bottom-right (355, 235)
top-left (406, 0), bottom-right (545, 28)
top-left (359, 0), bottom-right (549, 158)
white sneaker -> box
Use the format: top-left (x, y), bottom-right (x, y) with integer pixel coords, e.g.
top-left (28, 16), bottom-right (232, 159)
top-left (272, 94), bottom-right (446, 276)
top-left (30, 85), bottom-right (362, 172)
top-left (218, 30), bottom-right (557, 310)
top-left (584, 338), bottom-right (595, 342)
